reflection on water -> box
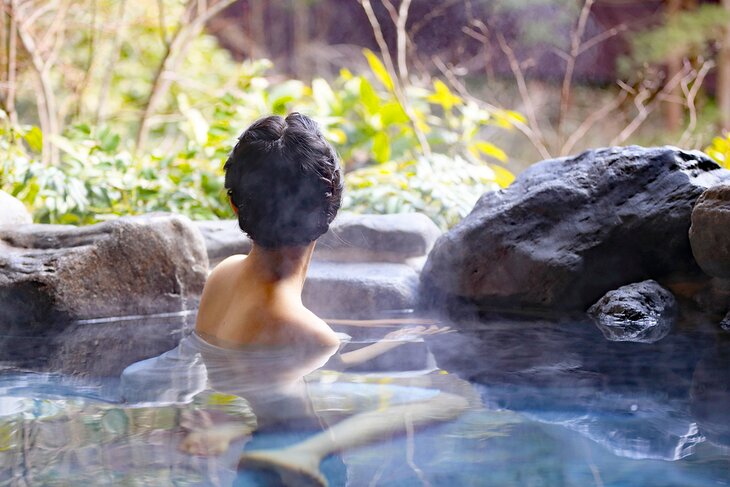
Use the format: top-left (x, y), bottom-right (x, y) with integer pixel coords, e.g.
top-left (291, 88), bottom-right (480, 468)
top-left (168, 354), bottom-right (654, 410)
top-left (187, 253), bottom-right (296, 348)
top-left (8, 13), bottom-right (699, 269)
top-left (0, 315), bottom-right (728, 486)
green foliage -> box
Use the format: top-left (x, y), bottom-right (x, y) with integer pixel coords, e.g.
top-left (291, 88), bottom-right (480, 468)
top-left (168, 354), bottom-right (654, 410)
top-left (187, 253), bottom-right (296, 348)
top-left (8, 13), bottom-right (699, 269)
top-left (621, 5), bottom-right (730, 74)
top-left (704, 133), bottom-right (730, 169)
top-left (344, 154), bottom-right (512, 229)
top-left (1, 1), bottom-right (517, 230)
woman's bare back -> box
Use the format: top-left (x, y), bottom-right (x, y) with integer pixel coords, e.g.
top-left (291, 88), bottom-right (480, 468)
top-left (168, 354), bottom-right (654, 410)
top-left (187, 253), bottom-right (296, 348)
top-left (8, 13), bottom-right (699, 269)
top-left (195, 253), bottom-right (340, 348)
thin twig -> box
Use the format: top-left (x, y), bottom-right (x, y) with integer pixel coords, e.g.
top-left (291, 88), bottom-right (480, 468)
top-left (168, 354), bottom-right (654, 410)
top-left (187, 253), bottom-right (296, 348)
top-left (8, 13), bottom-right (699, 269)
top-left (562, 89), bottom-right (628, 156)
top-left (6, 0), bottom-right (18, 125)
top-left (135, 0), bottom-right (236, 152)
top-left (359, 0), bottom-right (430, 156)
top-left (557, 0), bottom-right (595, 147)
top-left (432, 55), bottom-right (552, 160)
top-left (95, 0), bottom-right (128, 124)
top-left (13, 2), bottom-right (60, 165)
top-left (679, 60), bottom-right (714, 147)
top-left (494, 30), bottom-right (549, 156)
top-left (610, 63), bottom-right (694, 145)
top-left (396, 0), bottom-right (412, 81)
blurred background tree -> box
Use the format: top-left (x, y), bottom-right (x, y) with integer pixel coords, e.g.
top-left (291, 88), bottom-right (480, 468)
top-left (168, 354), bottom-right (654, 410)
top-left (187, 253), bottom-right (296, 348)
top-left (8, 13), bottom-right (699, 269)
top-left (0, 0), bottom-right (728, 228)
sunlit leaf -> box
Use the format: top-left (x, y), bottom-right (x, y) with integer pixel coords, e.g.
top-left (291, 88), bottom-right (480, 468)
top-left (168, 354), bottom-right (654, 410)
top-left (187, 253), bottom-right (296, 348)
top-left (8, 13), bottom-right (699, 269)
top-left (23, 126), bottom-right (43, 153)
top-left (372, 132), bottom-right (391, 163)
top-left (359, 77), bottom-right (381, 115)
top-left (471, 141), bottom-right (508, 163)
top-left (427, 80), bottom-right (462, 111)
top-left (363, 49), bottom-right (394, 91)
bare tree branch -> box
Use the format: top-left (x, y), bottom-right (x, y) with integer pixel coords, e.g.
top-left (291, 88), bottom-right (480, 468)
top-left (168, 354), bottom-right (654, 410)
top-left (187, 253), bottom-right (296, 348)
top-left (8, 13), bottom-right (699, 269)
top-left (562, 89), bottom-right (628, 156)
top-left (679, 59), bottom-right (714, 147)
top-left (610, 63), bottom-right (694, 145)
top-left (13, 0), bottom-right (60, 165)
top-left (359, 0), bottom-right (430, 156)
top-left (493, 30), bottom-right (549, 156)
top-left (135, 0), bottom-right (236, 153)
top-left (557, 0), bottom-right (595, 147)
top-left (95, 0), bottom-right (128, 124)
top-left (5, 0), bottom-right (18, 125)
top-left (432, 55), bottom-right (552, 160)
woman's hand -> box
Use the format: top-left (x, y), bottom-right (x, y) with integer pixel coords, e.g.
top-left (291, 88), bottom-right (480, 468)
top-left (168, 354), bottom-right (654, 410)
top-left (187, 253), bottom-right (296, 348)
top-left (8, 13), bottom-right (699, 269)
top-left (383, 325), bottom-right (452, 341)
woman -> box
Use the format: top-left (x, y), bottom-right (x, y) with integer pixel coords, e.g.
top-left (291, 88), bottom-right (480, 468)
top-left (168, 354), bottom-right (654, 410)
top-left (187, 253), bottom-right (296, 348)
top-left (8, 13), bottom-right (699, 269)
top-left (121, 113), bottom-right (478, 486)
top-left (195, 112), bottom-right (343, 349)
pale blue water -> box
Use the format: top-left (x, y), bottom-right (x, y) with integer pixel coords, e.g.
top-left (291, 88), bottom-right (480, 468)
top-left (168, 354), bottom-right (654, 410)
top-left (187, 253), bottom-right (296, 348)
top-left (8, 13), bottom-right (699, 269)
top-left (0, 313), bottom-right (728, 486)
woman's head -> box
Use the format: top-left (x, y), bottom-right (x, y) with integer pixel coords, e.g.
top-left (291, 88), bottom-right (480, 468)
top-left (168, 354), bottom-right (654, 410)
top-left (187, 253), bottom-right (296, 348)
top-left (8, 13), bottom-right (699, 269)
top-left (224, 113), bottom-right (343, 248)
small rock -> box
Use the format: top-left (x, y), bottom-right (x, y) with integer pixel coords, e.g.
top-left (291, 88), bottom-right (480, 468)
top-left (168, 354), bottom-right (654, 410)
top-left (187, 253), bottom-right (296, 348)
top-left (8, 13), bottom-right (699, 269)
top-left (689, 183), bottom-right (730, 278)
top-left (721, 311), bottom-right (730, 332)
top-left (303, 261), bottom-right (418, 319)
top-left (0, 213), bottom-right (208, 329)
top-left (588, 280), bottom-right (677, 343)
top-left (0, 190), bottom-right (32, 226)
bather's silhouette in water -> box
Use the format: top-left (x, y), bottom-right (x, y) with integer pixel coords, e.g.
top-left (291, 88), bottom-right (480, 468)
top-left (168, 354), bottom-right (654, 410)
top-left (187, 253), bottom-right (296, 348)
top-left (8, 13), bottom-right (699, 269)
top-left (121, 113), bottom-right (479, 486)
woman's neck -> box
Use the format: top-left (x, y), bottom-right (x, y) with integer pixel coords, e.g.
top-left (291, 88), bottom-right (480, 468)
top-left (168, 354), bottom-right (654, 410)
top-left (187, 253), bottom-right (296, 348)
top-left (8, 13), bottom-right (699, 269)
top-left (243, 242), bottom-right (316, 293)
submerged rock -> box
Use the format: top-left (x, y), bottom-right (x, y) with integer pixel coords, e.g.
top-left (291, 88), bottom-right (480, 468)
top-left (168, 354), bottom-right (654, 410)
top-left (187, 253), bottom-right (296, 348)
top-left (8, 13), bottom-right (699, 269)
top-left (0, 190), bottom-right (32, 226)
top-left (721, 311), bottom-right (730, 332)
top-left (0, 214), bottom-right (208, 329)
top-left (690, 183), bottom-right (730, 279)
top-left (421, 146), bottom-right (730, 313)
top-left (588, 280), bottom-right (677, 343)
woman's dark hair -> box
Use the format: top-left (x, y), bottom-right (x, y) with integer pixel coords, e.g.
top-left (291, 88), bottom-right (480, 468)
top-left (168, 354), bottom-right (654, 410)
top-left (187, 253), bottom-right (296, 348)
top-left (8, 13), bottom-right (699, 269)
top-left (224, 113), bottom-right (343, 248)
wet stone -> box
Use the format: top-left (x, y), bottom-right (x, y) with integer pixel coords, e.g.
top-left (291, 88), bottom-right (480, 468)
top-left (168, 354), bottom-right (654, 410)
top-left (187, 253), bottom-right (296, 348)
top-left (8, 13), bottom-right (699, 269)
top-left (0, 213), bottom-right (208, 329)
top-left (195, 212), bottom-right (441, 267)
top-left (588, 280), bottom-right (677, 343)
top-left (721, 311), bottom-right (730, 332)
top-left (421, 146), bottom-right (730, 314)
top-left (302, 261), bottom-right (419, 319)
top-left (689, 183), bottom-right (730, 279)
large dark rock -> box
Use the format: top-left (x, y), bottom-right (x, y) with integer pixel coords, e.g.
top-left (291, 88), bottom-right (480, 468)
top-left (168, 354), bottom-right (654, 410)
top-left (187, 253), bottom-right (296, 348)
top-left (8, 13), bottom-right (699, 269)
top-left (588, 280), bottom-right (676, 343)
top-left (0, 190), bottom-right (32, 226)
top-left (421, 146), bottom-right (730, 313)
top-left (689, 183), bottom-right (730, 279)
top-left (0, 214), bottom-right (208, 329)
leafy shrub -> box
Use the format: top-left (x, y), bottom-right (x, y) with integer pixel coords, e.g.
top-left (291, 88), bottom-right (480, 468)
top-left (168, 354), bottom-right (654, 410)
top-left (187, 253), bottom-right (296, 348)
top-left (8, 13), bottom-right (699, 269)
top-left (2, 49), bottom-right (517, 229)
top-left (705, 133), bottom-right (730, 169)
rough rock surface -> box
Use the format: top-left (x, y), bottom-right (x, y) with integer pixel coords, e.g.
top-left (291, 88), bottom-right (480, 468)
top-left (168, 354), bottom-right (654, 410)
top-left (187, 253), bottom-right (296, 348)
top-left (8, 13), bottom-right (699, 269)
top-left (194, 220), bottom-right (252, 265)
top-left (721, 311), bottom-right (730, 332)
top-left (689, 183), bottom-right (730, 279)
top-left (421, 146), bottom-right (730, 312)
top-left (196, 212), bottom-right (441, 266)
top-left (302, 261), bottom-right (418, 318)
top-left (316, 212), bottom-right (441, 263)
top-left (0, 214), bottom-right (208, 328)
top-left (587, 280), bottom-right (677, 343)
top-left (0, 190), bottom-right (32, 226)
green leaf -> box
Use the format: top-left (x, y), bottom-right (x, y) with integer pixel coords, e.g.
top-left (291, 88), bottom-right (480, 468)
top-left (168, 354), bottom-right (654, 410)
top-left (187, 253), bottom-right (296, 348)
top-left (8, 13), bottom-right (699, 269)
top-left (470, 141), bottom-right (508, 163)
top-left (372, 132), bottom-right (391, 163)
top-left (359, 77), bottom-right (381, 115)
top-left (23, 126), bottom-right (43, 153)
top-left (427, 80), bottom-right (462, 111)
top-left (363, 49), bottom-right (394, 91)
